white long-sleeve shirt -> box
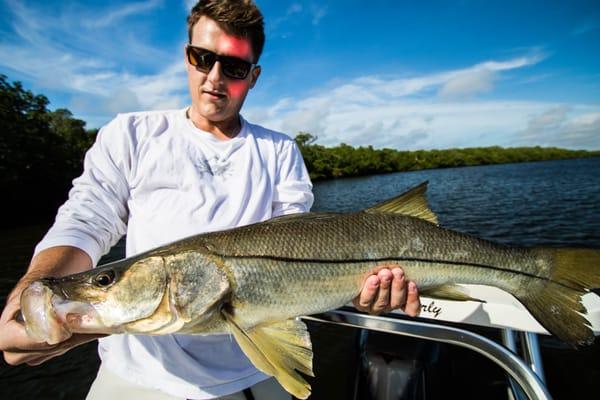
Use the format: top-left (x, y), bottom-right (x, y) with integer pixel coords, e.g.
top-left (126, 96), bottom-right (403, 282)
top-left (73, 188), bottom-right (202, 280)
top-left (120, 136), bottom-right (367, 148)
top-left (34, 108), bottom-right (314, 399)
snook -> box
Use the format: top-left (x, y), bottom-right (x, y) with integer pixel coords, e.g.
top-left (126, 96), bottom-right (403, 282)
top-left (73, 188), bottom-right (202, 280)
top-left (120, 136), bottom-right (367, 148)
top-left (20, 182), bottom-right (600, 399)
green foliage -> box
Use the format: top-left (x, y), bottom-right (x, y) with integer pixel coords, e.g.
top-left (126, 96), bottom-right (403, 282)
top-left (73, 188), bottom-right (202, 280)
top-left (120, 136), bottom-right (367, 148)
top-left (295, 133), bottom-right (600, 181)
top-left (0, 75), bottom-right (96, 225)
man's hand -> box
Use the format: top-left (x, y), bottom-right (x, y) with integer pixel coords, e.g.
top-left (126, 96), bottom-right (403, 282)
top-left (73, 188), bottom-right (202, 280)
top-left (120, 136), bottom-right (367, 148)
top-left (1, 246), bottom-right (102, 366)
top-left (353, 266), bottom-right (420, 316)
top-left (0, 280), bottom-right (105, 366)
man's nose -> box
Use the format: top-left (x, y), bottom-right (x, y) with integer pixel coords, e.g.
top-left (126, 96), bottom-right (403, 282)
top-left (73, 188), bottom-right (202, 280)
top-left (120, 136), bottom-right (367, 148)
top-left (206, 61), bottom-right (224, 83)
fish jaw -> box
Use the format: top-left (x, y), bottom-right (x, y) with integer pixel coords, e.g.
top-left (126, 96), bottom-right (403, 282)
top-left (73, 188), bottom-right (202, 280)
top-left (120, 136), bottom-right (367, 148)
top-left (20, 280), bottom-right (121, 344)
top-left (20, 281), bottom-right (72, 344)
top-left (51, 293), bottom-right (115, 335)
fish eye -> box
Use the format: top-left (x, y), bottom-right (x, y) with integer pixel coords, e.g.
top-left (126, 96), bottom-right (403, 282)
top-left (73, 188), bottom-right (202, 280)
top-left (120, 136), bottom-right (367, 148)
top-left (94, 270), bottom-right (115, 287)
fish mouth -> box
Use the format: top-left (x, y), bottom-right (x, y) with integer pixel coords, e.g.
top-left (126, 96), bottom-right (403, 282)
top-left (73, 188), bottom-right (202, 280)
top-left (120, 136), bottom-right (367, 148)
top-left (51, 294), bottom-right (107, 333)
top-left (20, 281), bottom-right (72, 344)
top-left (20, 281), bottom-right (109, 344)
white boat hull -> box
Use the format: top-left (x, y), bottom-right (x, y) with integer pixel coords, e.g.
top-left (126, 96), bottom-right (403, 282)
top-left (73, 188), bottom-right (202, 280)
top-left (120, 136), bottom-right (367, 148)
top-left (392, 285), bottom-right (600, 335)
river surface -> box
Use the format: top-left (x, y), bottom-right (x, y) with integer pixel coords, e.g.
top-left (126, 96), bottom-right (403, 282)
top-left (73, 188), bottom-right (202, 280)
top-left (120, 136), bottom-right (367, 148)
top-left (1, 157), bottom-right (599, 399)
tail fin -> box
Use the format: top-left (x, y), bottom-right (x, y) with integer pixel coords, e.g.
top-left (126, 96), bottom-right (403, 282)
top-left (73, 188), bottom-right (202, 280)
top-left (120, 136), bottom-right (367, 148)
top-left (516, 248), bottom-right (600, 347)
top-left (551, 249), bottom-right (600, 290)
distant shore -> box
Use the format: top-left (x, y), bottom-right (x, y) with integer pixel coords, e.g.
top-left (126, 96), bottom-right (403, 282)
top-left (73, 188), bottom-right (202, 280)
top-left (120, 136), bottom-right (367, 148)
top-left (295, 133), bottom-right (600, 181)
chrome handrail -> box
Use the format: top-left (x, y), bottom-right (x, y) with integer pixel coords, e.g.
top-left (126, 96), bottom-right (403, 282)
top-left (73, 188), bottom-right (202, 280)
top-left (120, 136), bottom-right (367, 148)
top-left (501, 329), bottom-right (528, 400)
top-left (302, 310), bottom-right (552, 400)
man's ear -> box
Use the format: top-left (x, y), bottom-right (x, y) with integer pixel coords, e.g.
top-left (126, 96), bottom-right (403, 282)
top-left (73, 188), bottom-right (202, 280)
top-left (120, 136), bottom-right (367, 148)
top-left (249, 66), bottom-right (261, 89)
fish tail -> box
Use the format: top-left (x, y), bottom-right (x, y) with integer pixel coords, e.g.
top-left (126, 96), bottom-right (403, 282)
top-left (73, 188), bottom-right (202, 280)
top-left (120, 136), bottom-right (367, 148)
top-left (515, 248), bottom-right (600, 347)
top-left (551, 249), bottom-right (600, 290)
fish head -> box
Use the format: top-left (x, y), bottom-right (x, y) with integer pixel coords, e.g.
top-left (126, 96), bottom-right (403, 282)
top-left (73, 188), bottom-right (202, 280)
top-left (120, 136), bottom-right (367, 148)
top-left (20, 256), bottom-right (167, 343)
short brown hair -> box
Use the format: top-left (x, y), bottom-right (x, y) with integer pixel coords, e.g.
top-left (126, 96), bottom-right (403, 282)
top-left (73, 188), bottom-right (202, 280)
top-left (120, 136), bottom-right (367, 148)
top-left (187, 0), bottom-right (265, 63)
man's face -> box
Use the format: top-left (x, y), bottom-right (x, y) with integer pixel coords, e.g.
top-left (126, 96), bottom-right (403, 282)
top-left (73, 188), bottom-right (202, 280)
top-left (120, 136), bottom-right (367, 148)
top-left (186, 16), bottom-right (261, 127)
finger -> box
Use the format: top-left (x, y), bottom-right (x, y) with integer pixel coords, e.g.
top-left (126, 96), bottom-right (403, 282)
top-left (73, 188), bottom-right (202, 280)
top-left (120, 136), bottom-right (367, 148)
top-left (404, 281), bottom-right (421, 317)
top-left (27, 354), bottom-right (60, 366)
top-left (0, 319), bottom-right (58, 353)
top-left (13, 345), bottom-right (72, 366)
top-left (4, 341), bottom-right (65, 365)
top-left (5, 333), bottom-right (105, 366)
top-left (25, 342), bottom-right (80, 366)
top-left (5, 348), bottom-right (62, 366)
top-left (26, 351), bottom-right (77, 366)
top-left (371, 269), bottom-right (393, 315)
top-left (0, 291), bottom-right (60, 353)
top-left (388, 268), bottom-right (407, 311)
top-left (353, 275), bottom-right (379, 312)
top-left (8, 331), bottom-right (104, 354)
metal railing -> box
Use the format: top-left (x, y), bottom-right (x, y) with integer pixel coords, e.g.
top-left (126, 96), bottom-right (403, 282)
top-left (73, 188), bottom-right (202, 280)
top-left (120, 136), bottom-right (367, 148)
top-left (302, 310), bottom-right (552, 400)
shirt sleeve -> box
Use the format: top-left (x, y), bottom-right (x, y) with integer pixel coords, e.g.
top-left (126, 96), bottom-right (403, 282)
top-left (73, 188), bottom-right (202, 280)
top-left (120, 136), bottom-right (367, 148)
top-left (272, 139), bottom-right (314, 217)
top-left (34, 115), bottom-right (133, 266)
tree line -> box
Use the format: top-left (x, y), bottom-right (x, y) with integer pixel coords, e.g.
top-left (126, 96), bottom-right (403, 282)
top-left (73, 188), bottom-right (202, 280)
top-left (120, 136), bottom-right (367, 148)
top-left (294, 132), bottom-right (600, 180)
top-left (1, 75), bottom-right (598, 225)
top-left (0, 75), bottom-right (97, 225)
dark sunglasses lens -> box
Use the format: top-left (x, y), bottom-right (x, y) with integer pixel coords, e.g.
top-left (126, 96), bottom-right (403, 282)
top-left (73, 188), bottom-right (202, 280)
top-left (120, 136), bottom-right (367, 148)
top-left (188, 47), bottom-right (215, 72)
top-left (221, 58), bottom-right (251, 79)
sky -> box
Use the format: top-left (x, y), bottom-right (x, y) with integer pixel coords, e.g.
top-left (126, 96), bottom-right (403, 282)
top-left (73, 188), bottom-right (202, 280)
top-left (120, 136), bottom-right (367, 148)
top-left (1, 0), bottom-right (599, 150)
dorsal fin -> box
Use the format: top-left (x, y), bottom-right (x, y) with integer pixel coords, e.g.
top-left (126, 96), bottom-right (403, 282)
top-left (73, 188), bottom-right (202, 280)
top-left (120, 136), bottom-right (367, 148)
top-left (364, 181), bottom-right (438, 225)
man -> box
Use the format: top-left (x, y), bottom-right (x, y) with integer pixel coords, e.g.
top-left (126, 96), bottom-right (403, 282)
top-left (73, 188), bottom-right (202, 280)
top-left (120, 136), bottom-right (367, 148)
top-left (0, 1), bottom-right (420, 399)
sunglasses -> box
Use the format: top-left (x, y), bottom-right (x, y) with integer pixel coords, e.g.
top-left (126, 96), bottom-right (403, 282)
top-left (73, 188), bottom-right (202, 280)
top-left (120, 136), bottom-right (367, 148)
top-left (186, 45), bottom-right (258, 80)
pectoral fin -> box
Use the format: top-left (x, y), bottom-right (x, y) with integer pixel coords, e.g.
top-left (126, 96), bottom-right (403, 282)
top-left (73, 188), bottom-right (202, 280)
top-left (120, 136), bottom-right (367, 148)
top-left (222, 310), bottom-right (314, 399)
top-left (421, 284), bottom-right (486, 303)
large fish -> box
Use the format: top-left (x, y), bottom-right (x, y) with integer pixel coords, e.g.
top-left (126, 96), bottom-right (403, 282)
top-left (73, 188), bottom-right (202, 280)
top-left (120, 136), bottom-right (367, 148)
top-left (19, 182), bottom-right (600, 399)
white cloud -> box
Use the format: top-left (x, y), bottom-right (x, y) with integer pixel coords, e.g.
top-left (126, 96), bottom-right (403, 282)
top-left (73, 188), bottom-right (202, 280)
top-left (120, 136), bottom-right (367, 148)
top-left (245, 55), bottom-right (600, 150)
top-left (516, 107), bottom-right (600, 148)
top-left (83, 0), bottom-right (163, 28)
top-left (267, 1), bottom-right (327, 36)
top-left (438, 54), bottom-right (544, 98)
top-left (439, 69), bottom-right (494, 98)
top-left (522, 106), bottom-right (570, 137)
top-left (558, 114), bottom-right (600, 147)
top-left (64, 59), bottom-right (188, 122)
top-left (316, 53), bottom-right (545, 102)
top-left (0, 0), bottom-right (188, 126)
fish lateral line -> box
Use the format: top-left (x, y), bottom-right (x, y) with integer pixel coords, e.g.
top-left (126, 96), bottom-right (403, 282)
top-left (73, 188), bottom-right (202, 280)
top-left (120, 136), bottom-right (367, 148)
top-left (218, 254), bottom-right (580, 291)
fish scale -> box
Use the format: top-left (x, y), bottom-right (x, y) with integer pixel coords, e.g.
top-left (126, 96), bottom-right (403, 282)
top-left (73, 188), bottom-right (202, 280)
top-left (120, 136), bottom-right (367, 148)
top-left (201, 212), bottom-right (544, 277)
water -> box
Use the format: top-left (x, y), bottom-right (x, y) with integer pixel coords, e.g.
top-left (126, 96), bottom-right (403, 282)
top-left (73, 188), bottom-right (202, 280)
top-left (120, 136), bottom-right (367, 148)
top-left (1, 158), bottom-right (599, 399)
top-left (313, 157), bottom-right (600, 247)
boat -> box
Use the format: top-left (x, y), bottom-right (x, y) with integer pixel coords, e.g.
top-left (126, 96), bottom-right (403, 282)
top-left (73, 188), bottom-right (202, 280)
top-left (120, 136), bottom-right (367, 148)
top-left (302, 287), bottom-right (600, 399)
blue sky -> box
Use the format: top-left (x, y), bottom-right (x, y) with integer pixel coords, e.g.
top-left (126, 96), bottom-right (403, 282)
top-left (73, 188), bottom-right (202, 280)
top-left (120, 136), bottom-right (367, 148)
top-left (1, 0), bottom-right (599, 150)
